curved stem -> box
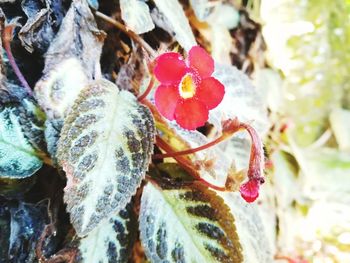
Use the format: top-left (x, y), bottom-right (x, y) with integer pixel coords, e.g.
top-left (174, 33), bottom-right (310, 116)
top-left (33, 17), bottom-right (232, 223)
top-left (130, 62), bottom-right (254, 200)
top-left (155, 135), bottom-right (226, 191)
top-left (240, 122), bottom-right (265, 183)
top-left (2, 25), bottom-right (32, 96)
top-left (138, 76), bottom-right (155, 101)
top-left (153, 132), bottom-right (234, 159)
top-left (94, 11), bottom-right (156, 58)
top-left (143, 97), bottom-right (264, 192)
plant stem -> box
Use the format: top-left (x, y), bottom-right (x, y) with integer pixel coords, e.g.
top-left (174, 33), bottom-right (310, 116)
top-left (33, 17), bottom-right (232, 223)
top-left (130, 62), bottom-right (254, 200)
top-left (94, 11), bottom-right (156, 58)
top-left (155, 135), bottom-right (226, 191)
top-left (137, 76), bottom-right (155, 101)
top-left (240, 122), bottom-right (265, 183)
top-left (2, 25), bottom-right (33, 96)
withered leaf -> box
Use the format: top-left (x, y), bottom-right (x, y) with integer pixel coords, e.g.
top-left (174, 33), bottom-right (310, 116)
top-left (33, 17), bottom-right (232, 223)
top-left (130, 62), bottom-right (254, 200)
top-left (120, 0), bottom-right (154, 34)
top-left (140, 181), bottom-right (243, 263)
top-left (19, 0), bottom-right (64, 54)
top-left (34, 0), bottom-right (105, 120)
top-left (57, 79), bottom-right (154, 236)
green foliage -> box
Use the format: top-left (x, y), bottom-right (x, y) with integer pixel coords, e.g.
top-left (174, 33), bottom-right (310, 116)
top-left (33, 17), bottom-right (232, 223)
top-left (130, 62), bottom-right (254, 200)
top-left (0, 99), bottom-right (46, 179)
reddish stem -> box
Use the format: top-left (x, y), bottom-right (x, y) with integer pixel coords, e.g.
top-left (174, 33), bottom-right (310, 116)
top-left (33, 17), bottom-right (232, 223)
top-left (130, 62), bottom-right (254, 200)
top-left (2, 25), bottom-right (33, 96)
top-left (153, 135), bottom-right (224, 159)
top-left (240, 122), bottom-right (265, 183)
top-left (138, 76), bottom-right (155, 101)
top-left (143, 97), bottom-right (264, 193)
top-left (154, 119), bottom-right (265, 194)
top-left (155, 135), bottom-right (226, 191)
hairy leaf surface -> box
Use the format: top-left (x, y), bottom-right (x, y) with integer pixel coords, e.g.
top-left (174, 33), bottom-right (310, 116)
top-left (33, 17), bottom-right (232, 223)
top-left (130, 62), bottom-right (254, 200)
top-left (140, 182), bottom-right (243, 263)
top-left (77, 204), bottom-right (136, 263)
top-left (210, 64), bottom-right (269, 136)
top-left (57, 79), bottom-right (154, 236)
top-left (0, 99), bottom-right (46, 178)
top-left (219, 193), bottom-right (274, 263)
top-left (209, 64), bottom-right (269, 174)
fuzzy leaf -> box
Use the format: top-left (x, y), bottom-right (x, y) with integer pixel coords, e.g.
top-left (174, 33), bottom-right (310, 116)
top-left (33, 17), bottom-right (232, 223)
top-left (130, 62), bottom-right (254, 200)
top-left (140, 182), bottom-right (243, 263)
top-left (0, 99), bottom-right (46, 179)
top-left (77, 203), bottom-right (136, 263)
top-left (208, 64), bottom-right (269, 174)
top-left (34, 0), bottom-right (105, 120)
top-left (219, 192), bottom-right (274, 263)
top-left (210, 64), bottom-right (269, 136)
top-left (57, 79), bottom-right (154, 236)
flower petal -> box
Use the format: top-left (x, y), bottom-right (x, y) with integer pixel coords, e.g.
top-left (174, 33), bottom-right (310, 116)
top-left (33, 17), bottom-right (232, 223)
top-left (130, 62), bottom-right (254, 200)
top-left (174, 99), bottom-right (208, 130)
top-left (155, 85), bottom-right (181, 120)
top-left (154, 52), bottom-right (187, 84)
top-left (188, 46), bottom-right (214, 78)
top-left (196, 77), bottom-right (225, 109)
top-left (239, 179), bottom-right (260, 203)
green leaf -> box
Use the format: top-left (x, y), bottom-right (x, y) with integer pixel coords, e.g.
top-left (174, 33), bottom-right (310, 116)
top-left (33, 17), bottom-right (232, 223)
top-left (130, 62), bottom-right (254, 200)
top-left (57, 79), bottom-right (155, 236)
top-left (140, 182), bottom-right (243, 263)
top-left (77, 203), bottom-right (136, 263)
top-left (0, 99), bottom-right (46, 179)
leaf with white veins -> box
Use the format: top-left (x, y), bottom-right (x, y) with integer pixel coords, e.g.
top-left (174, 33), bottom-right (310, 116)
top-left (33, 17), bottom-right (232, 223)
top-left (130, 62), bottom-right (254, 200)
top-left (57, 79), bottom-right (154, 236)
top-left (77, 203), bottom-right (136, 263)
top-left (140, 182), bottom-right (243, 263)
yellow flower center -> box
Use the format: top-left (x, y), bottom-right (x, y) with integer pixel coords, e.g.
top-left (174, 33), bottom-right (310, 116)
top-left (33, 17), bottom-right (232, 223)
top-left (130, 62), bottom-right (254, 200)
top-left (179, 74), bottom-right (196, 99)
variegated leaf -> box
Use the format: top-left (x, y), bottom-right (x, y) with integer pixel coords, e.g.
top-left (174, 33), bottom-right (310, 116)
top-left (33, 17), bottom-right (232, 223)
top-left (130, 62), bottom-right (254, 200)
top-left (0, 99), bottom-right (46, 179)
top-left (219, 192), bottom-right (274, 263)
top-left (77, 203), bottom-right (136, 263)
top-left (140, 182), bottom-right (243, 263)
top-left (57, 79), bottom-right (154, 236)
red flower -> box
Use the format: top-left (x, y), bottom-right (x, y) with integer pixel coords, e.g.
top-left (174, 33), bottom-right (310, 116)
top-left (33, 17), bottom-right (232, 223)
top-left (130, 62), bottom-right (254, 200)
top-left (153, 46), bottom-right (225, 130)
top-left (239, 178), bottom-right (261, 203)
